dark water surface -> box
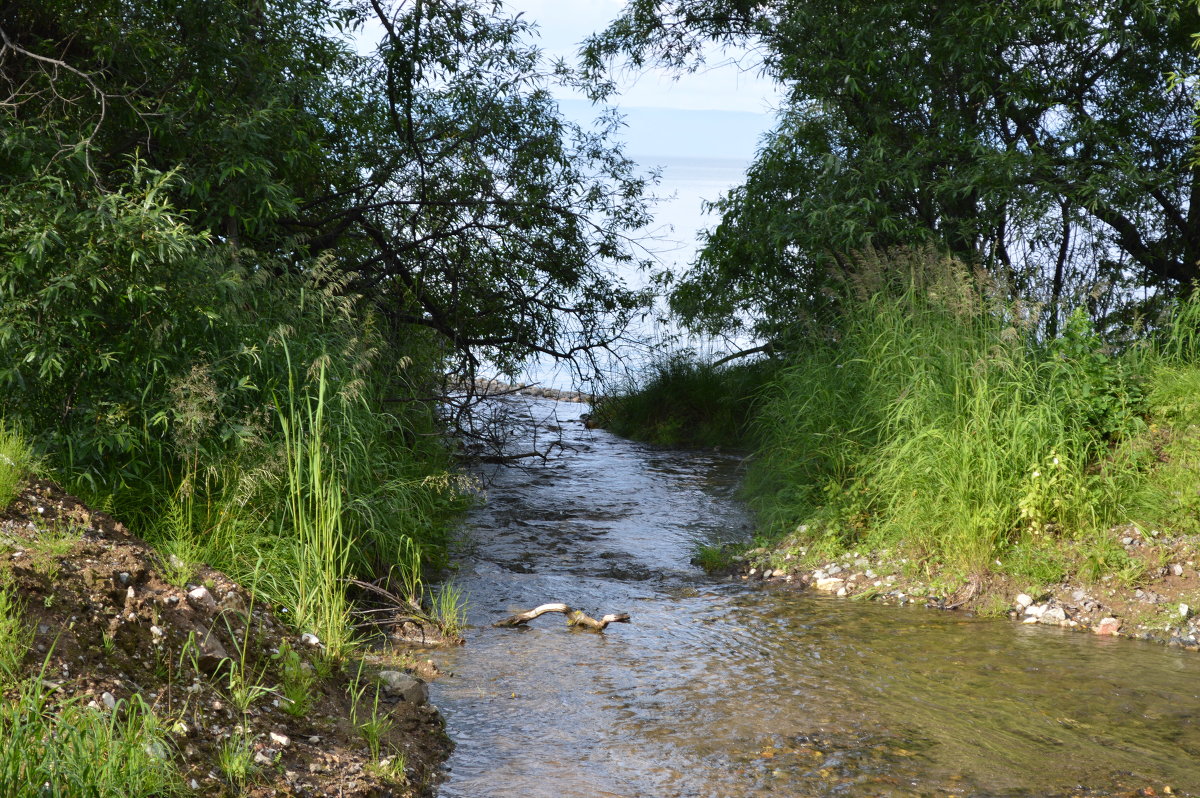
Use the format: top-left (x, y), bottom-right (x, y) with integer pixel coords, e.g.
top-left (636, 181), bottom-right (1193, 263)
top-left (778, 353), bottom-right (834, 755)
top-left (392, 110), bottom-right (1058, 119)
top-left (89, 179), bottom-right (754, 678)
top-left (430, 399), bottom-right (1200, 797)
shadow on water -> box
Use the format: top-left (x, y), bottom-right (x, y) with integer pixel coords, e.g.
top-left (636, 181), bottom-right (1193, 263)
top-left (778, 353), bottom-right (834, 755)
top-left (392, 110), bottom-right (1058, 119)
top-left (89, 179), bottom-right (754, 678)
top-left (429, 398), bottom-right (1200, 797)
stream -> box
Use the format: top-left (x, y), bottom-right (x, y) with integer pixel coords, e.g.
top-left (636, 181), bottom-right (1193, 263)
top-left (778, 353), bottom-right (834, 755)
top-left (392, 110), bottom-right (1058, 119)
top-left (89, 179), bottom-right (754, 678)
top-left (429, 398), bottom-right (1200, 797)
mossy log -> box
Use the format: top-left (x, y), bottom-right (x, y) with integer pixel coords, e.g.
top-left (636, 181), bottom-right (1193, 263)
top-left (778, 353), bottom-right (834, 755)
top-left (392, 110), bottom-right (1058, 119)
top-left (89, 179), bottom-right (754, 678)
top-left (494, 603), bottom-right (631, 632)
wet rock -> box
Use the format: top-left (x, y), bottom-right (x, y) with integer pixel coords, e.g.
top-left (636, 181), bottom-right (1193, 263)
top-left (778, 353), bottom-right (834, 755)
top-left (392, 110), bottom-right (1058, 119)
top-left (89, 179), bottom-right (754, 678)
top-left (1040, 606), bottom-right (1067, 624)
top-left (187, 586), bottom-right (217, 613)
top-left (378, 671), bottom-right (429, 705)
top-left (1094, 617), bottom-right (1121, 636)
top-left (813, 577), bottom-right (845, 593)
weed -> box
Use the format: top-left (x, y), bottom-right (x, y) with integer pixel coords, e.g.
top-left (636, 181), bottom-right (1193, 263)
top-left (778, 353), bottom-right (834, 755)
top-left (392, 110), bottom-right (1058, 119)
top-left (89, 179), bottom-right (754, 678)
top-left (367, 752), bottom-right (408, 785)
top-left (348, 664), bottom-right (393, 763)
top-left (0, 421), bottom-right (36, 510)
top-left (217, 732), bottom-right (257, 792)
top-left (692, 544), bottom-right (735, 572)
top-left (273, 641), bottom-right (316, 718)
top-left (429, 582), bottom-right (467, 639)
top-left (0, 678), bottom-right (182, 797)
top-left (0, 587), bottom-right (31, 685)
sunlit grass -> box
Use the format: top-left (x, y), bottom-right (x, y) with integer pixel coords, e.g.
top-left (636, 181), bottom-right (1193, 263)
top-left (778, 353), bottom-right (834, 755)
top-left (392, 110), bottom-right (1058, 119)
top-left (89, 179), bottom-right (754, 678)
top-left (0, 421), bottom-right (36, 510)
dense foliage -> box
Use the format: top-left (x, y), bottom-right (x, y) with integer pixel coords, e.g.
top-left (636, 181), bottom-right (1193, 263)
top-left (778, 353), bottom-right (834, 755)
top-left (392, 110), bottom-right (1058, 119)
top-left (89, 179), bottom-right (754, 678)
top-left (0, 0), bottom-right (652, 634)
top-left (588, 0), bottom-right (1200, 341)
top-left (604, 251), bottom-right (1200, 581)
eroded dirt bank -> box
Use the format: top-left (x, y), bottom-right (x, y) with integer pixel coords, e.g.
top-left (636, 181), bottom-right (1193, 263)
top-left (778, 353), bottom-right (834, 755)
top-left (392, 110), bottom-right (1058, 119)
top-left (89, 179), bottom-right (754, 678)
top-left (0, 479), bottom-right (451, 796)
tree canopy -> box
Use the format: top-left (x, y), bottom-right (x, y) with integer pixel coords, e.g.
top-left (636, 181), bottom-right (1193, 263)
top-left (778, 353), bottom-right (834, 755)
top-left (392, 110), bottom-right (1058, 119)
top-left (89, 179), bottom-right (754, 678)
top-left (1, 0), bottom-right (652, 380)
top-left (0, 0), bottom-right (658, 479)
top-left (587, 0), bottom-right (1200, 340)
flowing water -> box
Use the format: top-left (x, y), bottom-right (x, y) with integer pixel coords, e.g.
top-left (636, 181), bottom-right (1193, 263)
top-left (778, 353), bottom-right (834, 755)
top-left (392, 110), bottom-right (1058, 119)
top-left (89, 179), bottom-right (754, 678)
top-left (430, 399), bottom-right (1200, 797)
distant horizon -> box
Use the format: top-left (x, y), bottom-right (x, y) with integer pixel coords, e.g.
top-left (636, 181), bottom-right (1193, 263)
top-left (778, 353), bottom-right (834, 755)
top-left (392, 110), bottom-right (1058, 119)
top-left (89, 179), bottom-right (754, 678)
top-left (556, 99), bottom-right (774, 162)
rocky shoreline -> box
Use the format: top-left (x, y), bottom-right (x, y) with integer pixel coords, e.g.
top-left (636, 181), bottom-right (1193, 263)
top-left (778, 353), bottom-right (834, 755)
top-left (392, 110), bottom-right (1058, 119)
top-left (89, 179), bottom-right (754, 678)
top-left (736, 524), bottom-right (1200, 652)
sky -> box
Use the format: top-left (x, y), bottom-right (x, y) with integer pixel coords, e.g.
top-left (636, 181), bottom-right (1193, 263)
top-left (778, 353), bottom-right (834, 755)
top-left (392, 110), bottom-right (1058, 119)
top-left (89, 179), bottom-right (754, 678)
top-left (504, 0), bottom-right (782, 159)
top-left (354, 0), bottom-right (783, 160)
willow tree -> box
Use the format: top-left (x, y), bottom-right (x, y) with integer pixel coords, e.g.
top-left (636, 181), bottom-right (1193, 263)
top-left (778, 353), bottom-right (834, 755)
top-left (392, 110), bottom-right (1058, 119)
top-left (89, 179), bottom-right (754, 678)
top-left (587, 0), bottom-right (1200, 340)
top-left (0, 0), bottom-right (653, 474)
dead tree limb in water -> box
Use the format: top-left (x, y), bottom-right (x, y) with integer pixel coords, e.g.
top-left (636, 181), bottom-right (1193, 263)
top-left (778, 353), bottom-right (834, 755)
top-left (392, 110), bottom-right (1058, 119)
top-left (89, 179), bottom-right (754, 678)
top-left (494, 603), bottom-right (631, 632)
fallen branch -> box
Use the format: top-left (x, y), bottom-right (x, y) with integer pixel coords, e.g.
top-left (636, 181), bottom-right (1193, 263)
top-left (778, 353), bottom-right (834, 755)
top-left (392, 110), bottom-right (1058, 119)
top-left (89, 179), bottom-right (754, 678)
top-left (494, 603), bottom-right (631, 632)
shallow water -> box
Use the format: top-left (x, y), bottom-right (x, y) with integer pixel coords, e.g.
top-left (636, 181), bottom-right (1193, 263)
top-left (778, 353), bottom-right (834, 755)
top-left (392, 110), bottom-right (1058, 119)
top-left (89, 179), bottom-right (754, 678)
top-left (431, 399), bottom-right (1200, 797)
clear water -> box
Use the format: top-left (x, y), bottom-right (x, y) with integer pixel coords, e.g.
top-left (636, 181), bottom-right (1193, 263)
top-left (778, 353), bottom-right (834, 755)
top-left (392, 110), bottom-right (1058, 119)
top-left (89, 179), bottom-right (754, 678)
top-left (430, 399), bottom-right (1200, 797)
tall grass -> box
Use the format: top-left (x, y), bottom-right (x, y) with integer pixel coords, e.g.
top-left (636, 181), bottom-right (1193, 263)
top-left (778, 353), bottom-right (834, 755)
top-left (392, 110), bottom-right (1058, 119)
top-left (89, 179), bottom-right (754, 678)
top-left (0, 587), bottom-right (31, 686)
top-left (276, 358), bottom-right (354, 660)
top-left (594, 354), bottom-right (776, 448)
top-left (0, 678), bottom-right (183, 798)
top-left (645, 250), bottom-right (1146, 574)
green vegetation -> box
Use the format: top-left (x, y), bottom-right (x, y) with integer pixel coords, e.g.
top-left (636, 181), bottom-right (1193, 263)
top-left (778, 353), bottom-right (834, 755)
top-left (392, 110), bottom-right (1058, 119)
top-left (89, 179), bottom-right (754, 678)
top-left (0, 0), bottom-right (655, 788)
top-left (0, 0), bottom-right (649, 644)
top-left (604, 252), bottom-right (1200, 580)
top-left (589, 0), bottom-right (1200, 342)
top-left (593, 355), bottom-right (776, 448)
top-left (589, 2), bottom-right (1200, 585)
top-left (0, 680), bottom-right (183, 798)
top-left (0, 422), bottom-right (35, 509)
top-left (0, 587), bottom-right (31, 686)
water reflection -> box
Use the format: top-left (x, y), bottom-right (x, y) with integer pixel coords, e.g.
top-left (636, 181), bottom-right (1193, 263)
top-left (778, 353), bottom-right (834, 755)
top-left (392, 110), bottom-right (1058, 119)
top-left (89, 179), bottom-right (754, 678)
top-left (431, 399), bottom-right (1200, 797)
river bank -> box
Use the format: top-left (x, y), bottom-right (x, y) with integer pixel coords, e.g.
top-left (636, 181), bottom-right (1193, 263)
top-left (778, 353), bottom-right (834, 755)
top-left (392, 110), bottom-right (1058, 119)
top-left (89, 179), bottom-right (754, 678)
top-left (730, 521), bottom-right (1200, 652)
top-left (0, 479), bottom-right (451, 796)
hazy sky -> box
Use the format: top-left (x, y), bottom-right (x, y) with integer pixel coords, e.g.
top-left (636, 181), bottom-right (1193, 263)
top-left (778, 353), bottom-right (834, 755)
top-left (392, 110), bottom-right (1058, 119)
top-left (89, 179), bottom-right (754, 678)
top-left (505, 0), bottom-right (781, 158)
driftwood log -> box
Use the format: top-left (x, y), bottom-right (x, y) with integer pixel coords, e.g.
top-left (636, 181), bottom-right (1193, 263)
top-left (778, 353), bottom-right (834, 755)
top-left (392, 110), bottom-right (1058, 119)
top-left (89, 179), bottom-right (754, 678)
top-left (494, 603), bottom-right (631, 632)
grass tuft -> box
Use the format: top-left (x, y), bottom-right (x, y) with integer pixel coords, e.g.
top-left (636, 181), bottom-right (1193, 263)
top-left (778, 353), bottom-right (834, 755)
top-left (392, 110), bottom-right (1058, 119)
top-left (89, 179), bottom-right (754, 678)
top-left (0, 421), bottom-right (36, 510)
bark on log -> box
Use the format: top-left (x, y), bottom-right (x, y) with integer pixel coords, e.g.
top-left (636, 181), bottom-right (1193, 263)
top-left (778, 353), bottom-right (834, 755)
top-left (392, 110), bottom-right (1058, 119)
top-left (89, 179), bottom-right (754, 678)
top-left (494, 603), bottom-right (631, 632)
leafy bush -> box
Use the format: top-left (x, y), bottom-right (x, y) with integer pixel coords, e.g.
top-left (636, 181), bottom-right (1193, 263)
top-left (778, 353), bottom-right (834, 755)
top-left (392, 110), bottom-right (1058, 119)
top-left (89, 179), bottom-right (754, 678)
top-left (0, 143), bottom-right (466, 651)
